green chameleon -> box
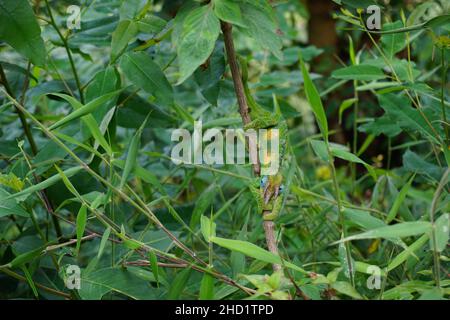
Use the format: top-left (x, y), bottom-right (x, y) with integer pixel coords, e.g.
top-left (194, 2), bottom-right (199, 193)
top-left (240, 58), bottom-right (288, 221)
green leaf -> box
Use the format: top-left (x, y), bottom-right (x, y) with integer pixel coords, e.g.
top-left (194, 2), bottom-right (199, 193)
top-left (199, 272), bottom-right (214, 300)
top-left (210, 236), bottom-right (307, 274)
top-left (338, 98), bottom-right (357, 124)
top-left (120, 52), bottom-right (173, 106)
top-left (49, 91), bottom-right (122, 131)
top-left (381, 21), bottom-right (407, 59)
top-left (387, 234), bottom-right (428, 271)
top-left (177, 5), bottom-right (220, 84)
top-left (338, 221), bottom-right (432, 243)
top-left (7, 245), bottom-right (45, 268)
top-left (4, 166), bottom-right (83, 202)
top-left (200, 215), bottom-right (216, 241)
top-left (148, 250), bottom-right (159, 286)
top-left (332, 65), bottom-right (386, 81)
top-left (111, 19), bottom-right (138, 62)
top-left (386, 175), bottom-right (415, 223)
top-left (79, 267), bottom-right (156, 300)
top-left (310, 140), bottom-right (375, 178)
top-left (137, 15), bottom-right (167, 34)
top-left (119, 0), bottom-right (144, 20)
top-left (76, 205), bottom-right (88, 255)
top-left (378, 94), bottom-right (439, 144)
top-left (332, 281), bottom-right (363, 299)
top-left (239, 2), bottom-right (282, 59)
top-left (0, 187), bottom-right (29, 217)
top-left (431, 213), bottom-right (449, 252)
top-left (359, 114), bottom-right (402, 137)
top-left (168, 268), bottom-right (192, 299)
top-left (299, 54), bottom-right (328, 140)
top-left (190, 184), bottom-right (216, 229)
top-left (97, 227), bottom-right (111, 259)
top-left (120, 116), bottom-right (149, 189)
top-left (0, 0), bottom-right (46, 66)
top-left (213, 0), bottom-right (246, 28)
top-left (343, 208), bottom-right (386, 231)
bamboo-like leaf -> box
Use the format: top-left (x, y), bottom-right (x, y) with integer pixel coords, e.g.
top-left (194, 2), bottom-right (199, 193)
top-left (337, 221), bottom-right (432, 243)
top-left (199, 272), bottom-right (214, 300)
top-left (76, 205), bottom-right (88, 255)
top-left (4, 166), bottom-right (83, 202)
top-left (386, 175), bottom-right (415, 223)
top-left (299, 53), bottom-right (328, 140)
top-left (48, 91), bottom-right (122, 131)
top-left (210, 237), bottom-right (307, 274)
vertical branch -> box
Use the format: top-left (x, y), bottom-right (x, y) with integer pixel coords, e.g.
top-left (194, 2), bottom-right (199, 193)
top-left (221, 21), bottom-right (280, 271)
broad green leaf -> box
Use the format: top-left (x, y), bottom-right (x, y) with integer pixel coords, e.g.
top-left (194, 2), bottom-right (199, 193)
top-left (332, 281), bottom-right (363, 299)
top-left (239, 2), bottom-right (282, 59)
top-left (343, 208), bottom-right (386, 231)
top-left (76, 205), bottom-right (88, 255)
top-left (359, 114), bottom-right (402, 137)
top-left (378, 94), bottom-right (439, 144)
top-left (381, 21), bottom-right (407, 59)
top-left (210, 236), bottom-right (307, 274)
top-left (4, 166), bottom-right (83, 202)
top-left (137, 15), bottom-right (167, 34)
top-left (431, 213), bottom-right (449, 252)
top-left (338, 221), bottom-right (432, 243)
top-left (85, 67), bottom-right (121, 122)
top-left (199, 272), bottom-right (214, 300)
top-left (119, 0), bottom-right (144, 20)
top-left (0, 187), bottom-right (29, 217)
top-left (177, 5), bottom-right (220, 84)
top-left (332, 65), bottom-right (386, 81)
top-left (111, 19), bottom-right (138, 63)
top-left (79, 267), bottom-right (156, 300)
top-left (403, 150), bottom-right (445, 182)
top-left (0, 0), bottom-right (46, 66)
top-left (120, 52), bottom-right (173, 106)
top-left (299, 54), bottom-right (328, 140)
top-left (213, 0), bottom-right (246, 28)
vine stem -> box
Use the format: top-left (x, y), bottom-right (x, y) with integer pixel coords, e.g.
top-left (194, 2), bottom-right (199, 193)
top-left (221, 21), bottom-right (280, 271)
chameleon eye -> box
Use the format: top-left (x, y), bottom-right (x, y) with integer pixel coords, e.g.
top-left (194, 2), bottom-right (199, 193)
top-left (260, 176), bottom-right (268, 188)
top-left (279, 185), bottom-right (285, 193)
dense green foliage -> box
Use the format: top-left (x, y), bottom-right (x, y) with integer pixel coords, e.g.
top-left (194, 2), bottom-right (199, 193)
top-left (0, 0), bottom-right (449, 300)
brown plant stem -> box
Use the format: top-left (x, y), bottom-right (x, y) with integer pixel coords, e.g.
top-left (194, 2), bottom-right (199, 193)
top-left (221, 21), bottom-right (280, 271)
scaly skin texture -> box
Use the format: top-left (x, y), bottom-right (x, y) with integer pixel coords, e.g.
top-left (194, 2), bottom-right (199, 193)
top-left (241, 59), bottom-right (288, 221)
